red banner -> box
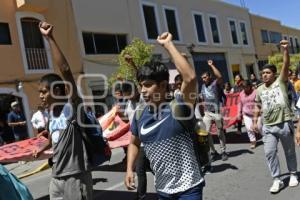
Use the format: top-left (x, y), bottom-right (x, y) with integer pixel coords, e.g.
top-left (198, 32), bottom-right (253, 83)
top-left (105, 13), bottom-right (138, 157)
top-left (0, 137), bottom-right (51, 163)
top-left (221, 92), bottom-right (240, 129)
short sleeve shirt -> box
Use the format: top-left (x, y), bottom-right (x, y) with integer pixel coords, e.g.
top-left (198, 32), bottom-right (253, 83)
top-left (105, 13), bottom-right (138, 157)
top-left (201, 80), bottom-right (220, 112)
top-left (255, 78), bottom-right (293, 125)
top-left (131, 95), bottom-right (203, 195)
top-left (7, 111), bottom-right (27, 136)
top-left (48, 101), bottom-right (91, 178)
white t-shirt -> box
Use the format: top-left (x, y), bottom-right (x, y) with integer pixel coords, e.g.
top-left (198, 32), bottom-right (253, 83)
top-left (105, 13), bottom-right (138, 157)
top-left (31, 110), bottom-right (49, 130)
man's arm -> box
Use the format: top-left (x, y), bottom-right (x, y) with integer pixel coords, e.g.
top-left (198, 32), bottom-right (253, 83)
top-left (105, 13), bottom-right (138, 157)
top-left (252, 102), bottom-right (261, 133)
top-left (296, 119), bottom-right (300, 146)
top-left (208, 60), bottom-right (223, 85)
top-left (157, 32), bottom-right (197, 105)
top-left (125, 135), bottom-right (141, 190)
top-left (39, 22), bottom-right (79, 101)
top-left (279, 40), bottom-right (290, 82)
top-left (8, 121), bottom-right (26, 127)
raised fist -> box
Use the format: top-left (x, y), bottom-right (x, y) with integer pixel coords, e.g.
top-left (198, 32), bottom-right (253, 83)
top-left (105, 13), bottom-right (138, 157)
top-left (280, 40), bottom-right (289, 50)
top-left (39, 22), bottom-right (53, 38)
top-left (157, 32), bottom-right (172, 46)
top-left (207, 60), bottom-right (214, 66)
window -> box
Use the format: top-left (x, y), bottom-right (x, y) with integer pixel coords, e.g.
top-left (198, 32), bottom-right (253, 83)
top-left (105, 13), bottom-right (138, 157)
top-left (21, 18), bottom-right (49, 70)
top-left (261, 30), bottom-right (269, 43)
top-left (295, 37), bottom-right (300, 53)
top-left (82, 33), bottom-right (127, 55)
top-left (229, 20), bottom-right (239, 45)
top-left (163, 7), bottom-right (180, 41)
top-left (239, 22), bottom-right (248, 45)
top-left (269, 31), bottom-right (282, 44)
top-left (209, 16), bottom-right (220, 44)
top-left (142, 3), bottom-right (159, 40)
top-left (0, 23), bottom-right (12, 45)
top-left (193, 13), bottom-right (206, 43)
top-left (290, 37), bottom-right (295, 54)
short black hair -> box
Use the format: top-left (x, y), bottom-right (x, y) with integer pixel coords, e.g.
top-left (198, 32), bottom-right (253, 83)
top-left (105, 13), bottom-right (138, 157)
top-left (242, 80), bottom-right (252, 87)
top-left (201, 71), bottom-right (211, 77)
top-left (262, 64), bottom-right (277, 74)
top-left (137, 61), bottom-right (169, 83)
top-left (121, 80), bottom-right (136, 93)
top-left (174, 74), bottom-right (182, 82)
top-left (40, 73), bottom-right (66, 96)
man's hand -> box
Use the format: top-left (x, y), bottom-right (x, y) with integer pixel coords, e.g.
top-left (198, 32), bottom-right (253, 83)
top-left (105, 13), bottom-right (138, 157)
top-left (251, 123), bottom-right (259, 133)
top-left (124, 170), bottom-right (136, 190)
top-left (39, 22), bottom-right (53, 38)
top-left (208, 60), bottom-right (214, 66)
top-left (124, 54), bottom-right (137, 70)
top-left (157, 32), bottom-right (172, 47)
top-left (32, 149), bottom-right (41, 158)
top-left (280, 40), bottom-right (289, 50)
top-left (296, 130), bottom-right (300, 146)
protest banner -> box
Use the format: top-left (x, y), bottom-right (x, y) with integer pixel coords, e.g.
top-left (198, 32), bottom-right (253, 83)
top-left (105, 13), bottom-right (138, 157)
top-left (0, 137), bottom-right (51, 163)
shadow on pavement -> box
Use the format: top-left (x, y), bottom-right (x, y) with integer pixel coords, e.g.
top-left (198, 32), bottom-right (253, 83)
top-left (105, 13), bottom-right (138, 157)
top-left (228, 149), bottom-right (254, 157)
top-left (212, 163), bottom-right (239, 173)
top-left (93, 190), bottom-right (158, 200)
top-left (93, 178), bottom-right (108, 185)
top-left (213, 131), bottom-right (262, 144)
top-left (93, 161), bottom-right (127, 172)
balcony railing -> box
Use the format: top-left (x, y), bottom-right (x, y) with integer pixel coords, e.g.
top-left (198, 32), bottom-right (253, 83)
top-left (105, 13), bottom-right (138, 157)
top-left (25, 48), bottom-right (49, 70)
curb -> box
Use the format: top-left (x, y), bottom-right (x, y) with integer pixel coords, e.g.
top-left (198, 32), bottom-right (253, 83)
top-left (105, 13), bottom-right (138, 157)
top-left (17, 161), bottom-right (49, 179)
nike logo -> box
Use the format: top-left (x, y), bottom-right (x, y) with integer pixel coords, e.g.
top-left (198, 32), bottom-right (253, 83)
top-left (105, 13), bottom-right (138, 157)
top-left (140, 115), bottom-right (170, 135)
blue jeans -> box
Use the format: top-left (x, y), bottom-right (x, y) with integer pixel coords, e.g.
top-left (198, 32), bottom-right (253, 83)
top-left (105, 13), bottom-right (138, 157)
top-left (158, 183), bottom-right (204, 200)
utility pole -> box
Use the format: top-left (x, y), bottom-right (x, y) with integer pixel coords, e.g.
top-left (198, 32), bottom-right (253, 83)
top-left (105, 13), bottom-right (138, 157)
top-left (240, 0), bottom-right (246, 8)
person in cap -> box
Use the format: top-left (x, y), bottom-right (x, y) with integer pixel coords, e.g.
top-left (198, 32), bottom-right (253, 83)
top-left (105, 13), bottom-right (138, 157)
top-left (7, 101), bottom-right (28, 141)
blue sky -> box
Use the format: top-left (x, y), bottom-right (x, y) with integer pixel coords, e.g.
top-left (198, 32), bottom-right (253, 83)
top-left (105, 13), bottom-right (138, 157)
top-left (223, 0), bottom-right (300, 29)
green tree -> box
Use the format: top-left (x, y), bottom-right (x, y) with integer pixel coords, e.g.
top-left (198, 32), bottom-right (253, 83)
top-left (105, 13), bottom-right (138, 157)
top-left (108, 38), bottom-right (154, 85)
top-left (268, 53), bottom-right (300, 72)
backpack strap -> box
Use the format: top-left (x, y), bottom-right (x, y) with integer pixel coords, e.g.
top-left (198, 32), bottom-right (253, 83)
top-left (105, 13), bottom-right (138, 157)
top-left (170, 99), bottom-right (196, 133)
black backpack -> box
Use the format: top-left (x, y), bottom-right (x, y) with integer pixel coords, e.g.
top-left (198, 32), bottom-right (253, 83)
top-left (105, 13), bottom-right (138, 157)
top-left (77, 108), bottom-right (111, 168)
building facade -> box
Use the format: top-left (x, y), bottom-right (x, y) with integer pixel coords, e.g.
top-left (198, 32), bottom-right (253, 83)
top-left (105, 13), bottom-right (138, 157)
top-left (250, 14), bottom-right (300, 70)
top-left (1, 0), bottom-right (300, 136)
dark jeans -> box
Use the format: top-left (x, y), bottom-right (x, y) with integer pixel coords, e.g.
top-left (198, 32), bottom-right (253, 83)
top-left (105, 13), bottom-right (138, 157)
top-left (158, 183), bottom-right (204, 200)
top-left (136, 147), bottom-right (151, 200)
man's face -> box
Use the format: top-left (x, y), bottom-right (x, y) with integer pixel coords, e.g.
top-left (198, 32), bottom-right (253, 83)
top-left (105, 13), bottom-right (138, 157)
top-left (250, 74), bottom-right (256, 80)
top-left (140, 80), bottom-right (166, 105)
top-left (262, 69), bottom-right (275, 84)
top-left (39, 82), bottom-right (54, 108)
top-left (201, 74), bottom-right (210, 85)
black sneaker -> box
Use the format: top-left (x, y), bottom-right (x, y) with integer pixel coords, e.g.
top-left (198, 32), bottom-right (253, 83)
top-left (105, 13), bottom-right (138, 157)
top-left (221, 152), bottom-right (229, 161)
top-left (210, 151), bottom-right (220, 162)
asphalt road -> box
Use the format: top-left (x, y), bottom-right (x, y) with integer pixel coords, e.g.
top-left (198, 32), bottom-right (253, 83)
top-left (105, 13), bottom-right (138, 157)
top-left (6, 131), bottom-right (300, 200)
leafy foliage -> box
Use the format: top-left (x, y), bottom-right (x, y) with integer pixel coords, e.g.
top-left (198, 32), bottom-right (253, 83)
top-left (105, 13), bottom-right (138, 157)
top-left (108, 38), bottom-right (154, 85)
top-left (268, 53), bottom-right (300, 71)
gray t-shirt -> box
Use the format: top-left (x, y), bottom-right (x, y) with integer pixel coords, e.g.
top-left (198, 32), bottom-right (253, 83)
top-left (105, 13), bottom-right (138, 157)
top-left (201, 80), bottom-right (220, 112)
top-left (49, 101), bottom-right (89, 178)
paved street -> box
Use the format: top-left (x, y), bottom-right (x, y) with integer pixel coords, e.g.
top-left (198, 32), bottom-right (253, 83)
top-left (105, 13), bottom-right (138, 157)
top-left (5, 130), bottom-right (300, 200)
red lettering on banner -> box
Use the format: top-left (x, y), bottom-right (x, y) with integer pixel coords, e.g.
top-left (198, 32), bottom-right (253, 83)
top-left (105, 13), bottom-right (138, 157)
top-left (222, 92), bottom-right (240, 129)
top-left (0, 137), bottom-right (49, 163)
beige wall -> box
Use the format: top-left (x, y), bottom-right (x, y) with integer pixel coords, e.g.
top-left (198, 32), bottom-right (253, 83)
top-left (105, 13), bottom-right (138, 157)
top-left (0, 0), bottom-right (83, 136)
top-left (251, 14), bottom-right (300, 64)
top-left (71, 0), bottom-right (257, 84)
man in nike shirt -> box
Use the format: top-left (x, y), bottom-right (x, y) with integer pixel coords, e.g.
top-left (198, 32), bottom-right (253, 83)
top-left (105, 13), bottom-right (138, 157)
top-left (125, 32), bottom-right (204, 200)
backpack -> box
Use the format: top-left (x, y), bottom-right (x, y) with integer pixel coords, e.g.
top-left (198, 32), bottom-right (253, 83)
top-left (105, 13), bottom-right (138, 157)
top-left (134, 100), bottom-right (209, 170)
top-left (78, 109), bottom-right (111, 168)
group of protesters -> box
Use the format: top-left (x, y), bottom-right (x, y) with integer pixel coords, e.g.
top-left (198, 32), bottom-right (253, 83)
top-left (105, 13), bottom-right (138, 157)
top-left (1, 20), bottom-right (300, 200)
